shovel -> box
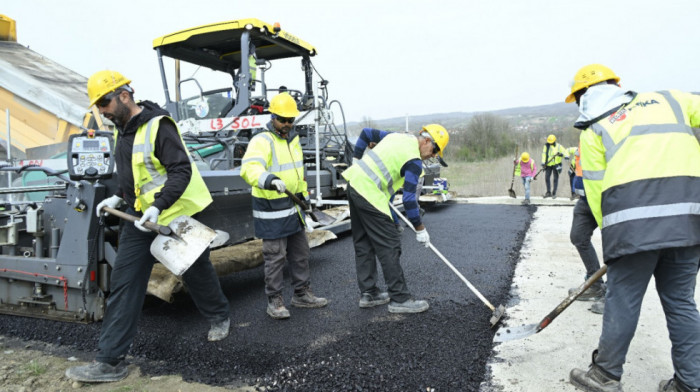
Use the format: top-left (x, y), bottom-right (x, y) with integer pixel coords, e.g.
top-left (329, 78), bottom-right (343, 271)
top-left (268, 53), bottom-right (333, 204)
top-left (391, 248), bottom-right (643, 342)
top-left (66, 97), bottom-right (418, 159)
top-left (493, 265), bottom-right (607, 342)
top-left (532, 154), bottom-right (557, 181)
top-left (508, 145), bottom-right (518, 198)
top-left (103, 207), bottom-right (217, 277)
top-left (389, 203), bottom-right (506, 327)
top-left (284, 190), bottom-right (336, 226)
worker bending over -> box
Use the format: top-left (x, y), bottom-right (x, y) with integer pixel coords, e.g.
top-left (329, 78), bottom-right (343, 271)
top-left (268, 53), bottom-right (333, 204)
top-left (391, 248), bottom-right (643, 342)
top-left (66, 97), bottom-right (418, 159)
top-left (342, 125), bottom-right (449, 313)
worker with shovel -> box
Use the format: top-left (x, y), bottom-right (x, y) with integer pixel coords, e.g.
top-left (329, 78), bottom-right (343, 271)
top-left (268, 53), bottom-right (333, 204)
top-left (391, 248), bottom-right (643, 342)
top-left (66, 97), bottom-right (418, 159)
top-left (66, 71), bottom-right (231, 383)
top-left (342, 124), bottom-right (449, 313)
top-left (241, 92), bottom-right (328, 320)
top-left (514, 152), bottom-right (536, 205)
top-left (565, 64), bottom-right (700, 392)
top-left (540, 134), bottom-right (566, 198)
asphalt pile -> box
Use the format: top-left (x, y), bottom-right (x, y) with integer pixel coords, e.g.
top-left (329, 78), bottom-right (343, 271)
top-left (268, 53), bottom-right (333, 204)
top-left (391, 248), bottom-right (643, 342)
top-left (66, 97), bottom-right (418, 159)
top-left (0, 203), bottom-right (533, 391)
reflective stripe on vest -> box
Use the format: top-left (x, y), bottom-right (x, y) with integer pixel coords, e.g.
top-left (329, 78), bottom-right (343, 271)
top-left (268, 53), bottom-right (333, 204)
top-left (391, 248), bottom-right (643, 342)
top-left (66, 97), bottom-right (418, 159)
top-left (130, 115), bottom-right (212, 225)
top-left (133, 117), bottom-right (170, 195)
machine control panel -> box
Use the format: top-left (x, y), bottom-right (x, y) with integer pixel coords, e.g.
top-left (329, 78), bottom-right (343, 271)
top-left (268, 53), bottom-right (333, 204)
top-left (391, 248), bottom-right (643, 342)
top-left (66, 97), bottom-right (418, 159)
top-left (67, 131), bottom-right (115, 180)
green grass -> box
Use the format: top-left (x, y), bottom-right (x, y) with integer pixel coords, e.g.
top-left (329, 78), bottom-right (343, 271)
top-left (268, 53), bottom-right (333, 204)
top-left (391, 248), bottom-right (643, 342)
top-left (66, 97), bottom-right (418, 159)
top-left (24, 359), bottom-right (46, 376)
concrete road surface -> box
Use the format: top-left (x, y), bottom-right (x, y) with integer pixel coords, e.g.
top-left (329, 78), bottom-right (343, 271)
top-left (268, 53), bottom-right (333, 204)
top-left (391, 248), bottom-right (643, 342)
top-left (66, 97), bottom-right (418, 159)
top-left (481, 197), bottom-right (700, 392)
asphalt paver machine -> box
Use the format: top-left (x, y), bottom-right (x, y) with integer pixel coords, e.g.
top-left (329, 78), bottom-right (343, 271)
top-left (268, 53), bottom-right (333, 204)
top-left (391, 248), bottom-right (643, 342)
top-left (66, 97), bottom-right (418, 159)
top-left (152, 18), bottom-right (352, 237)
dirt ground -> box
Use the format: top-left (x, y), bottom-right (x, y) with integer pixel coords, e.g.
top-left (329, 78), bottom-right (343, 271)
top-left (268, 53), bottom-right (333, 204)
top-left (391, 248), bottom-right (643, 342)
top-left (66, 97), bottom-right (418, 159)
top-left (0, 335), bottom-right (252, 392)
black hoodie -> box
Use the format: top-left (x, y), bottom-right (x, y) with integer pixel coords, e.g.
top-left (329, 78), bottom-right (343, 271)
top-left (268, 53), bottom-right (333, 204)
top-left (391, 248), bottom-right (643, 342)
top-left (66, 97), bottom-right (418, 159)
top-left (114, 101), bottom-right (192, 213)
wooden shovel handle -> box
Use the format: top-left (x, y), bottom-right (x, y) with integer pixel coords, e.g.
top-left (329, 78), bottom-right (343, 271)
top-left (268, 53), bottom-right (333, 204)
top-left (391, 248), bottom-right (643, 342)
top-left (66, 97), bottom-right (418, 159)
top-left (102, 206), bottom-right (172, 236)
top-left (284, 190), bottom-right (310, 210)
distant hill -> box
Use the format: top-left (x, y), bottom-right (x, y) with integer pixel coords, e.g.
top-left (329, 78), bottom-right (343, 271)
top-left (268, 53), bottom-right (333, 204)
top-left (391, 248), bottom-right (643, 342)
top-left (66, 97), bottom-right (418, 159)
top-left (348, 101), bottom-right (579, 134)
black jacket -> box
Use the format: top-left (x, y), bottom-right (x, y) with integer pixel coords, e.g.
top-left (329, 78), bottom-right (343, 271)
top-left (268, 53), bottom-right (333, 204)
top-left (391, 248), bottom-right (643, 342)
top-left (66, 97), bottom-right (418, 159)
top-left (114, 101), bottom-right (191, 213)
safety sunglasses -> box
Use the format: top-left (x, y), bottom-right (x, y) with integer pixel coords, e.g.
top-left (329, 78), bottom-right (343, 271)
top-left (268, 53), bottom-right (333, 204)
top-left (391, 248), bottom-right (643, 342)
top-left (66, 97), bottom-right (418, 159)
top-left (275, 116), bottom-right (295, 124)
top-left (421, 132), bottom-right (440, 155)
top-left (96, 90), bottom-right (122, 108)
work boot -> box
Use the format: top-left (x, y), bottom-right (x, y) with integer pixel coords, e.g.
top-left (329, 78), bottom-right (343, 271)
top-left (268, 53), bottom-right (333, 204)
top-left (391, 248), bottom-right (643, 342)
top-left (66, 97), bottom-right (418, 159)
top-left (543, 191), bottom-right (552, 198)
top-left (291, 287), bottom-right (328, 308)
top-left (521, 199), bottom-right (530, 205)
top-left (659, 376), bottom-right (697, 392)
top-left (267, 295), bottom-right (290, 319)
top-left (65, 361), bottom-right (128, 383)
top-left (570, 364), bottom-right (622, 392)
top-left (552, 192), bottom-right (557, 199)
top-left (571, 192), bottom-right (576, 201)
top-left (207, 318), bottom-right (230, 342)
top-left (359, 291), bottom-right (390, 308)
top-left (590, 299), bottom-right (605, 314)
top-left (569, 281), bottom-right (606, 301)
top-left (388, 298), bottom-right (429, 314)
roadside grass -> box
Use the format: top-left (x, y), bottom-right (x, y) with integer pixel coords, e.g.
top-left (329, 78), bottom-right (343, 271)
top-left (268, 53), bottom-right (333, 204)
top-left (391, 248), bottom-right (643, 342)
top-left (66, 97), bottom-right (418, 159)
top-left (23, 359), bottom-right (46, 376)
top-left (441, 156), bottom-right (575, 199)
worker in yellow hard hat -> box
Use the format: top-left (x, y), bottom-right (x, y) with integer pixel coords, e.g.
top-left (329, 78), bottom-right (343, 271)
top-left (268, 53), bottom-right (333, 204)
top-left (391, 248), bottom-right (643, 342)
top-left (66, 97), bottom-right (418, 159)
top-left (565, 64), bottom-right (700, 392)
top-left (540, 133), bottom-right (566, 198)
top-left (241, 92), bottom-right (328, 320)
top-left (342, 123), bottom-right (449, 313)
top-left (66, 70), bottom-right (231, 383)
top-left (514, 152), bottom-right (536, 205)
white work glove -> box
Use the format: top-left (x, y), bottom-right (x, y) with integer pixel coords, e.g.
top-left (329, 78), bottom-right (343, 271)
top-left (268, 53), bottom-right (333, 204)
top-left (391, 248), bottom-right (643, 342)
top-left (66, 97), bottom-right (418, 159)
top-left (134, 206), bottom-right (160, 233)
top-left (96, 195), bottom-right (124, 217)
top-left (271, 179), bottom-right (286, 194)
top-left (304, 216), bottom-right (316, 233)
top-left (415, 228), bottom-right (430, 248)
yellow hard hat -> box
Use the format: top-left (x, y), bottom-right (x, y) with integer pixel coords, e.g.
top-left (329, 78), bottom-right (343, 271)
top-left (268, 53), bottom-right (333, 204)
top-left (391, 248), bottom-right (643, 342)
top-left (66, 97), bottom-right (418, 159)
top-left (521, 152), bottom-right (530, 163)
top-left (87, 70), bottom-right (131, 107)
top-left (547, 134), bottom-right (556, 144)
top-left (565, 64), bottom-right (620, 103)
top-left (269, 93), bottom-right (300, 118)
top-left (421, 124), bottom-right (449, 157)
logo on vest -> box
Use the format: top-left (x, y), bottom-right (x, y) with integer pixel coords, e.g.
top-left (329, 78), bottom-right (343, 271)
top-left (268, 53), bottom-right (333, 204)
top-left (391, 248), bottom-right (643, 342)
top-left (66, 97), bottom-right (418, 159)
top-left (609, 108), bottom-right (627, 124)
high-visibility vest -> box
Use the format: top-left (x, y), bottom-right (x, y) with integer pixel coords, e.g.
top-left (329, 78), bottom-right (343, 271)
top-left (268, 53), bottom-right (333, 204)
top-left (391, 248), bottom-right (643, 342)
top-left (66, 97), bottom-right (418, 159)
top-left (580, 90), bottom-right (700, 261)
top-left (129, 116), bottom-right (212, 225)
top-left (541, 143), bottom-right (565, 167)
top-left (240, 129), bottom-right (308, 239)
top-left (342, 133), bottom-right (420, 218)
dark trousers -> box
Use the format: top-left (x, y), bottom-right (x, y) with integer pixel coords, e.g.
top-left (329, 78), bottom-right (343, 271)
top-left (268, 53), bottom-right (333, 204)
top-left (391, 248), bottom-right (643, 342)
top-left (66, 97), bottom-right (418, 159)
top-left (596, 245), bottom-right (700, 387)
top-left (97, 210), bottom-right (230, 364)
top-left (568, 169), bottom-right (576, 195)
top-left (569, 198), bottom-right (602, 282)
top-left (348, 185), bottom-right (411, 303)
top-left (545, 166), bottom-right (559, 194)
top-left (262, 229), bottom-right (311, 297)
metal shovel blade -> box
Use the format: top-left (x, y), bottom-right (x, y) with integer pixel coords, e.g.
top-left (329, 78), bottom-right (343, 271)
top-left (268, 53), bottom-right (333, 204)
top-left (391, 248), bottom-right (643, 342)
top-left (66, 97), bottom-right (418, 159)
top-left (150, 215), bottom-right (217, 277)
top-left (490, 304), bottom-right (507, 328)
top-left (507, 188), bottom-right (516, 198)
top-left (493, 323), bottom-right (539, 342)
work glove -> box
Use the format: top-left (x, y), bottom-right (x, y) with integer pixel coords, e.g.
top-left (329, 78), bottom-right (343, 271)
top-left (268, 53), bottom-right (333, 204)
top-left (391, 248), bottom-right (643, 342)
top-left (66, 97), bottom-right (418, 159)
top-left (415, 228), bottom-right (430, 248)
top-left (134, 206), bottom-right (160, 233)
top-left (271, 179), bottom-right (286, 194)
top-left (556, 164), bottom-right (563, 174)
top-left (556, 152), bottom-right (564, 157)
top-left (95, 195), bottom-right (124, 217)
top-left (304, 216), bottom-right (316, 233)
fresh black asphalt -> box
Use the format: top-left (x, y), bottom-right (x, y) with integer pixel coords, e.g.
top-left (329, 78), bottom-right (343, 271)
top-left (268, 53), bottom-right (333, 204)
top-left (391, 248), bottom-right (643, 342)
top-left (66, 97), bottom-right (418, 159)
top-left (0, 203), bottom-right (534, 391)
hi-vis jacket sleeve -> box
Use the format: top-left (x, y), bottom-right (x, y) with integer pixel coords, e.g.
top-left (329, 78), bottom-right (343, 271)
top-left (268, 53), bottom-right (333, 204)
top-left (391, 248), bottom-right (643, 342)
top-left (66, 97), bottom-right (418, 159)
top-left (241, 134), bottom-right (273, 190)
top-left (580, 129), bottom-right (606, 227)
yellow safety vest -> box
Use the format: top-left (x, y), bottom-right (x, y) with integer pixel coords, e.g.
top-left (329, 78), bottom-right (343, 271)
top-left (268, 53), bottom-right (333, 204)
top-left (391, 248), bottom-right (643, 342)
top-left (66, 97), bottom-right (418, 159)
top-left (342, 133), bottom-right (420, 218)
top-left (129, 116), bottom-right (212, 225)
top-left (580, 90), bottom-right (700, 261)
top-left (240, 129), bottom-right (308, 239)
top-left (541, 143), bottom-right (565, 167)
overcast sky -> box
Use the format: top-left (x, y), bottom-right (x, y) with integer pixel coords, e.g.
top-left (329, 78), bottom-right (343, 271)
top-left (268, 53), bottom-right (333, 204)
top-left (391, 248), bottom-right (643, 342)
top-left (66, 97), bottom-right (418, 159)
top-left (4, 0), bottom-right (700, 123)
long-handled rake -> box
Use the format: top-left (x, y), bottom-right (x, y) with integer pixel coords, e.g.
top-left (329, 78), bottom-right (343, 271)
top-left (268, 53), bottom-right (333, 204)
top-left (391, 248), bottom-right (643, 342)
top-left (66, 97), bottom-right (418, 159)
top-left (389, 203), bottom-right (506, 327)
